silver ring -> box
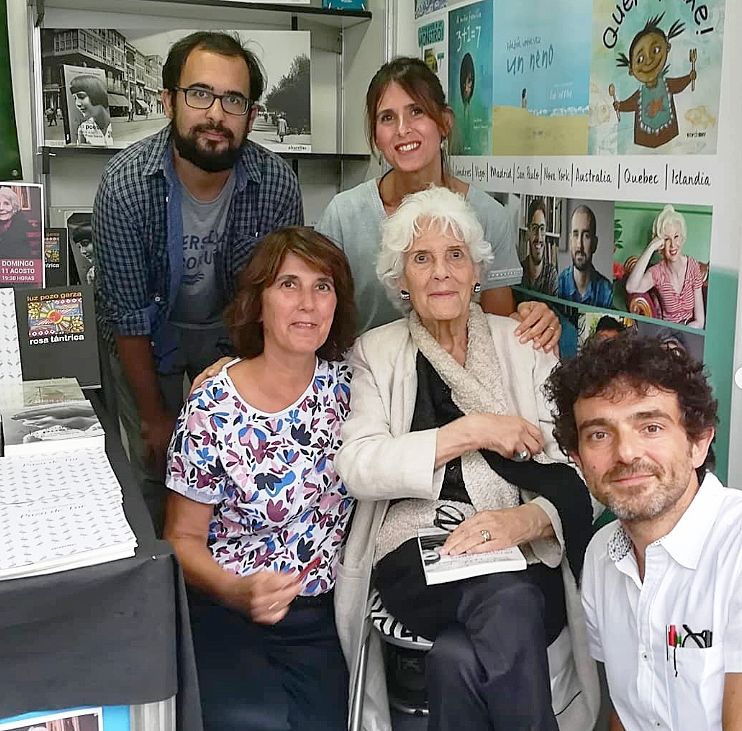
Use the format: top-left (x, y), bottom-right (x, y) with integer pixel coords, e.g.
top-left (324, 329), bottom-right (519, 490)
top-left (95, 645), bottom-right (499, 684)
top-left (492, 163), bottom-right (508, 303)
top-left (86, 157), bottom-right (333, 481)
top-left (480, 529), bottom-right (491, 543)
top-left (513, 449), bottom-right (531, 462)
top-left (547, 326), bottom-right (556, 331)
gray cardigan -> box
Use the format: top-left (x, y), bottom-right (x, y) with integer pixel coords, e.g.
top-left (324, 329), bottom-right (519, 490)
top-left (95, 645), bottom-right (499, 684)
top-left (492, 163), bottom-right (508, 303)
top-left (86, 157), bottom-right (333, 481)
top-left (334, 313), bottom-right (601, 731)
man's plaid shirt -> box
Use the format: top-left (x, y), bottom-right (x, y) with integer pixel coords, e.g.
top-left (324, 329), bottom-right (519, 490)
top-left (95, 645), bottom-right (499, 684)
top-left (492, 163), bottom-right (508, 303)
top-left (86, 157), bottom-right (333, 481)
top-left (92, 126), bottom-right (303, 372)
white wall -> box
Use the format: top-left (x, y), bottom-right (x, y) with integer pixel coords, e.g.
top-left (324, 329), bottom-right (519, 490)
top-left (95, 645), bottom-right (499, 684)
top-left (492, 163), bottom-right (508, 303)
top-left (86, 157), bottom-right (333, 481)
top-left (7, 0), bottom-right (35, 182)
top-left (720, 0), bottom-right (742, 486)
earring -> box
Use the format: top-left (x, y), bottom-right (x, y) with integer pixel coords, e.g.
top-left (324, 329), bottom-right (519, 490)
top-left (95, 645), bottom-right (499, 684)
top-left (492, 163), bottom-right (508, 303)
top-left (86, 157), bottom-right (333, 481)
top-left (473, 282), bottom-right (481, 294)
top-left (400, 290), bottom-right (410, 301)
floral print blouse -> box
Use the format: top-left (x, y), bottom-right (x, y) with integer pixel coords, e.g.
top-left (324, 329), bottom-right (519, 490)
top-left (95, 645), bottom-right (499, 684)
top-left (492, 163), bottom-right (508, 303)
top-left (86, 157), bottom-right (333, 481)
top-left (166, 358), bottom-right (353, 596)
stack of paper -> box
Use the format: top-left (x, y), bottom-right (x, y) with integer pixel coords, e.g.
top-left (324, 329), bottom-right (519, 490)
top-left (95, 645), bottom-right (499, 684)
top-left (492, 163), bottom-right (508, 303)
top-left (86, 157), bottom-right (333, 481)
top-left (0, 447), bottom-right (137, 580)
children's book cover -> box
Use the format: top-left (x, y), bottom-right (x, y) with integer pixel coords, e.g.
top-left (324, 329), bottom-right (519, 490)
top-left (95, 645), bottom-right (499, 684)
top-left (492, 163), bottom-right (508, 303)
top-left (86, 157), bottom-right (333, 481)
top-left (491, 0), bottom-right (592, 156)
top-left (418, 16), bottom-right (449, 100)
top-left (448, 0), bottom-right (493, 155)
top-left (589, 0), bottom-right (725, 155)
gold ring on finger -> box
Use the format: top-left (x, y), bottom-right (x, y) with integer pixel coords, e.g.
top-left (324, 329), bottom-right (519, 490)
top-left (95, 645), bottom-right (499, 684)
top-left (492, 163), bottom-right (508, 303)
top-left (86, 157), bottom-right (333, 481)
top-left (480, 529), bottom-right (491, 543)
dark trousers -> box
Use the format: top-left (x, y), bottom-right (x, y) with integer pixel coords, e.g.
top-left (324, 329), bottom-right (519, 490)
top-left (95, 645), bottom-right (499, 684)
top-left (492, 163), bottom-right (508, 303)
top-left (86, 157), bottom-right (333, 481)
top-left (375, 539), bottom-right (566, 731)
top-left (106, 325), bottom-right (231, 535)
top-left (188, 591), bottom-right (349, 731)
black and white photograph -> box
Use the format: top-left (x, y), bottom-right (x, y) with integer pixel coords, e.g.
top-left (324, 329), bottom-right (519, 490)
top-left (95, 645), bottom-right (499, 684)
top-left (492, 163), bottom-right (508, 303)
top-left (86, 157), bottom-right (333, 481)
top-left (1, 400), bottom-right (105, 456)
top-left (60, 65), bottom-right (113, 147)
top-left (41, 28), bottom-right (311, 152)
top-left (0, 708), bottom-right (103, 731)
top-left (65, 211), bottom-right (94, 285)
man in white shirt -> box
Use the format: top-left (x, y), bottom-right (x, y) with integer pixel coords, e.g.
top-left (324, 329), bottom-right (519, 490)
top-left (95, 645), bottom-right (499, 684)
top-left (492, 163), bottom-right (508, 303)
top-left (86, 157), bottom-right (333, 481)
top-left (544, 333), bottom-right (742, 731)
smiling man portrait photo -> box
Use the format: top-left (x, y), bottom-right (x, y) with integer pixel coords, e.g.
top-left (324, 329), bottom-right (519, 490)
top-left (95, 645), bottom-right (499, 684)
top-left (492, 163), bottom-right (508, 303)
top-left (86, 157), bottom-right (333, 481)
top-left (557, 204), bottom-right (613, 308)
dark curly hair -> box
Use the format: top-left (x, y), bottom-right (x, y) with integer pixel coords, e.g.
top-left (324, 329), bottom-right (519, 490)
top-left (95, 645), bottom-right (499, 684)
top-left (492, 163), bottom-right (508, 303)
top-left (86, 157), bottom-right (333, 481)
top-left (544, 333), bottom-right (717, 478)
top-left (225, 227), bottom-right (357, 361)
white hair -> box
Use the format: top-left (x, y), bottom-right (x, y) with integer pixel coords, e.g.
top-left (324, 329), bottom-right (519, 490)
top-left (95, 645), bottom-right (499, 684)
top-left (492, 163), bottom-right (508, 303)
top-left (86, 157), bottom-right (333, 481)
top-left (653, 204), bottom-right (687, 241)
top-left (376, 186), bottom-right (494, 311)
top-left (0, 187), bottom-right (21, 214)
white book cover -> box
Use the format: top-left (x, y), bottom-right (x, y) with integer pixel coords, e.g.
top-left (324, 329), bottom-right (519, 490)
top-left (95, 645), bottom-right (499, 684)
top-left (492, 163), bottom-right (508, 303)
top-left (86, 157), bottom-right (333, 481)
top-left (1, 398), bottom-right (104, 457)
top-left (417, 527), bottom-right (527, 585)
top-left (0, 376), bottom-right (84, 411)
top-left (0, 448), bottom-right (136, 579)
top-left (0, 288), bottom-right (22, 385)
top-left (0, 447), bottom-right (119, 504)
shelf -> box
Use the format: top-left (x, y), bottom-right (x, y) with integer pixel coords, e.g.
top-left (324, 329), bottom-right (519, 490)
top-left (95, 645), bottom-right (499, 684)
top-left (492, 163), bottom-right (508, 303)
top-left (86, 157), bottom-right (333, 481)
top-left (33, 0), bottom-right (372, 29)
top-left (39, 146), bottom-right (369, 170)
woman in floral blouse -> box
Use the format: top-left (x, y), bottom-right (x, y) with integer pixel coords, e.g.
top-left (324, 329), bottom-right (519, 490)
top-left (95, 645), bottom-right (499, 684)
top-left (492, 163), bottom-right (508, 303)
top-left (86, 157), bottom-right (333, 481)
top-left (165, 227), bottom-right (357, 731)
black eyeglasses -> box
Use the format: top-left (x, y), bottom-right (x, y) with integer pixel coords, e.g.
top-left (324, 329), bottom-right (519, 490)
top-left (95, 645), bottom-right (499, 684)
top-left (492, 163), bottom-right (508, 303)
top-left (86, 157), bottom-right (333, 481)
top-left (172, 86), bottom-right (252, 116)
top-left (433, 504), bottom-right (466, 533)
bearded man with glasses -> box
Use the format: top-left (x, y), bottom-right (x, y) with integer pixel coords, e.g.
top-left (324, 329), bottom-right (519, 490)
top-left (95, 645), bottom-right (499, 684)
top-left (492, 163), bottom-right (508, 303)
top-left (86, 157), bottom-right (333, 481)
top-left (93, 31), bottom-right (303, 533)
top-left (520, 197), bottom-right (557, 296)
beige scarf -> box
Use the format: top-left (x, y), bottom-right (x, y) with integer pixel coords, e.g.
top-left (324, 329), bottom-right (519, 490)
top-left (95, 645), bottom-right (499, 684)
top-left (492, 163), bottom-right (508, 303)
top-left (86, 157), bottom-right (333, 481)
top-left (374, 304), bottom-right (527, 563)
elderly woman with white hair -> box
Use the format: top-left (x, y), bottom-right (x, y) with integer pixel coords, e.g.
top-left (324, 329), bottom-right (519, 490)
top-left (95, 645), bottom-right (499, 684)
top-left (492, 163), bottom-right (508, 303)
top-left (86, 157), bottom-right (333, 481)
top-left (334, 186), bottom-right (599, 731)
top-left (625, 204), bottom-right (705, 328)
top-left (0, 186), bottom-right (40, 259)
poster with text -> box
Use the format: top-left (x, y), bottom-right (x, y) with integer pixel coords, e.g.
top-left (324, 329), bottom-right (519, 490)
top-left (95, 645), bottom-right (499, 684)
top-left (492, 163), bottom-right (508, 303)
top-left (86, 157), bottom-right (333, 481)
top-left (491, 0), bottom-right (592, 156)
top-left (589, 0), bottom-right (725, 155)
top-left (448, 0), bottom-right (493, 155)
top-left (416, 0), bottom-right (447, 19)
top-left (0, 183), bottom-right (44, 289)
top-left (418, 17), bottom-right (449, 99)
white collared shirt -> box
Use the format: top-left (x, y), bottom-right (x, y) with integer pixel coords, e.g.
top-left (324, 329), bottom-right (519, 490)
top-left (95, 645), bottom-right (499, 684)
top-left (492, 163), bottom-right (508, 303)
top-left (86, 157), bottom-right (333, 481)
top-left (581, 473), bottom-right (742, 730)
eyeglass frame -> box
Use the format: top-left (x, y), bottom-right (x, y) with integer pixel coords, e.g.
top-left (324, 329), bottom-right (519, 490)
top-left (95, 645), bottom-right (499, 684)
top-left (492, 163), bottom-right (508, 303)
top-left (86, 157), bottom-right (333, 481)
top-left (433, 504), bottom-right (466, 534)
top-left (171, 86), bottom-right (253, 116)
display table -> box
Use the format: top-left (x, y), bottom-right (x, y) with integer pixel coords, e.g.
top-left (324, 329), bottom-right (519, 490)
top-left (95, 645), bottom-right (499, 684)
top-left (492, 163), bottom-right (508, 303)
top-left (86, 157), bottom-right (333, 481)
top-left (0, 393), bottom-right (202, 731)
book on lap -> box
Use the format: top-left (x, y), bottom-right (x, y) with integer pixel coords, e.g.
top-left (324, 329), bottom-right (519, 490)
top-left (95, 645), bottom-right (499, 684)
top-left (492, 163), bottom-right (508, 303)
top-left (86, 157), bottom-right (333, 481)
top-left (417, 527), bottom-right (527, 585)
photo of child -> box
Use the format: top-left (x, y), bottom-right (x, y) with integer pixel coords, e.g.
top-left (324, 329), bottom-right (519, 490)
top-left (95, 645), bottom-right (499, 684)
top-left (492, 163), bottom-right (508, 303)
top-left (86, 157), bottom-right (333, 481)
top-left (61, 65), bottom-right (113, 147)
top-left (66, 212), bottom-right (95, 285)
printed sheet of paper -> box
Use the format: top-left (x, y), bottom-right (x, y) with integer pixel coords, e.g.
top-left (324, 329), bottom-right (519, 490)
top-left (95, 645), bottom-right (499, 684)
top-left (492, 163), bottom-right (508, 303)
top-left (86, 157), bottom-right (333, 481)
top-left (0, 287), bottom-right (22, 384)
